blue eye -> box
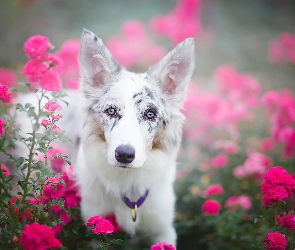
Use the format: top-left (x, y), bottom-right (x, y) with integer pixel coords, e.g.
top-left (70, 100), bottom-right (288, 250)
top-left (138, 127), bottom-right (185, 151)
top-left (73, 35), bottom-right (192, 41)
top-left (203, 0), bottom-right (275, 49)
top-left (106, 107), bottom-right (116, 116)
top-left (145, 110), bottom-right (156, 119)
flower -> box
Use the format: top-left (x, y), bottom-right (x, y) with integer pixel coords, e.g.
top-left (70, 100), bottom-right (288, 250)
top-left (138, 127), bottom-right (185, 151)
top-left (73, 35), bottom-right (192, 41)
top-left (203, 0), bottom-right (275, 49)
top-left (20, 223), bottom-right (62, 250)
top-left (0, 119), bottom-right (5, 136)
top-left (44, 101), bottom-right (62, 112)
top-left (211, 154), bottom-right (228, 168)
top-left (0, 68), bottom-right (17, 87)
top-left (41, 170), bottom-right (80, 210)
top-left (277, 212), bottom-right (295, 232)
top-left (23, 59), bottom-right (48, 83)
top-left (233, 152), bottom-right (272, 179)
top-left (105, 215), bottom-right (121, 233)
top-left (107, 21), bottom-right (166, 68)
top-left (261, 166), bottom-right (295, 206)
top-left (150, 0), bottom-right (202, 44)
top-left (202, 199), bottom-right (221, 215)
top-left (225, 195), bottom-right (252, 211)
top-left (1, 164), bottom-right (10, 176)
top-left (86, 215), bottom-right (114, 235)
top-left (52, 125), bottom-right (61, 132)
top-left (150, 242), bottom-right (176, 250)
top-left (24, 35), bottom-right (52, 59)
top-left (86, 215), bottom-right (103, 227)
top-left (39, 70), bottom-right (62, 92)
top-left (264, 232), bottom-right (288, 250)
top-left (55, 39), bottom-right (80, 90)
top-left (41, 119), bottom-right (50, 128)
top-left (204, 184), bottom-right (224, 197)
top-left (0, 84), bottom-right (12, 103)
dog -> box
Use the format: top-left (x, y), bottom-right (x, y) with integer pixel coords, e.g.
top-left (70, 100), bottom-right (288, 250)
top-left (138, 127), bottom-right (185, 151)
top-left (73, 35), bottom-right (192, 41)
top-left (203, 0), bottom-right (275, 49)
top-left (75, 29), bottom-right (195, 246)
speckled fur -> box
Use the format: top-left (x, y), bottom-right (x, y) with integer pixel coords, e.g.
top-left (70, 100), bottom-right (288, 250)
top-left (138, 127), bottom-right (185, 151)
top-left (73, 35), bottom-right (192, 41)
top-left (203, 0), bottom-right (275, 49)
top-left (75, 29), bottom-right (195, 245)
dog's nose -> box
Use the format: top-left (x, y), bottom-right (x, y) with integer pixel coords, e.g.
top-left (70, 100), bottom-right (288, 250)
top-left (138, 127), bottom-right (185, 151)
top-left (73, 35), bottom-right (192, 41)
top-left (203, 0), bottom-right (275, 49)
top-left (115, 145), bottom-right (135, 164)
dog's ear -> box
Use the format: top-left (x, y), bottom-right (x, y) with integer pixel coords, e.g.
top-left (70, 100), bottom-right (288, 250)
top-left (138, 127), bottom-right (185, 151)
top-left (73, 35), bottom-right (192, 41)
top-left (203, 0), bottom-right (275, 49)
top-left (148, 38), bottom-right (195, 105)
top-left (79, 29), bottom-right (121, 88)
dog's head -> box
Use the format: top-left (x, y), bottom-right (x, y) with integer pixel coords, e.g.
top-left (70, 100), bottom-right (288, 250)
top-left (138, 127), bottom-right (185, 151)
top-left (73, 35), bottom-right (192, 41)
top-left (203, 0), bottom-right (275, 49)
top-left (79, 29), bottom-right (195, 169)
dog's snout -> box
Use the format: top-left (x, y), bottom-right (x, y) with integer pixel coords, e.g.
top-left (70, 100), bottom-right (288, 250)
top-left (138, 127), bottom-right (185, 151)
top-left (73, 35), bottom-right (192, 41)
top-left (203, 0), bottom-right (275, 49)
top-left (115, 145), bottom-right (135, 164)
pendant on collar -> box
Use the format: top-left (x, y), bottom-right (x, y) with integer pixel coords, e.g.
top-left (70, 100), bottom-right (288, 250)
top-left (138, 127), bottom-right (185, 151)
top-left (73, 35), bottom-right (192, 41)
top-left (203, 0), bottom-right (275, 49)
top-left (122, 189), bottom-right (150, 222)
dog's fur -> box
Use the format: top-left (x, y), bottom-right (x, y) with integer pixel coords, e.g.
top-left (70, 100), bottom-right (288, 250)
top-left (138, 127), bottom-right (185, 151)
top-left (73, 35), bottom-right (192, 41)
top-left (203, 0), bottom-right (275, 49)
top-left (75, 29), bottom-right (195, 245)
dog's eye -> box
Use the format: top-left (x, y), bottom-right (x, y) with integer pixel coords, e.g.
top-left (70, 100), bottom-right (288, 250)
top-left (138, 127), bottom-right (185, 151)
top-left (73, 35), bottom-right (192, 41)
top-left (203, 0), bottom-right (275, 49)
top-left (145, 110), bottom-right (156, 120)
top-left (105, 107), bottom-right (116, 116)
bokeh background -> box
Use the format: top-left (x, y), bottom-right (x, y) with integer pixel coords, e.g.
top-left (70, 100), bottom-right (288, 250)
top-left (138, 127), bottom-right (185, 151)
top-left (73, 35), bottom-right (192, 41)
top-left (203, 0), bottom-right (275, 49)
top-left (1, 0), bottom-right (295, 90)
top-left (1, 0), bottom-right (295, 249)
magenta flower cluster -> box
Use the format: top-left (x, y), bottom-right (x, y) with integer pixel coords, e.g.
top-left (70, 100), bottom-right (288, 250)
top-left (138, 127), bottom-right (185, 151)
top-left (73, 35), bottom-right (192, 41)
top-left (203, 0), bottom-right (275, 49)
top-left (23, 35), bottom-right (62, 91)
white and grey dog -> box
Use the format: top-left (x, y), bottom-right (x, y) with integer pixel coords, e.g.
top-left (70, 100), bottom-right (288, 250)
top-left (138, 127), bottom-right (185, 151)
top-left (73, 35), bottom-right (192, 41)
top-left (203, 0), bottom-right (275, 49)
top-left (75, 29), bottom-right (195, 245)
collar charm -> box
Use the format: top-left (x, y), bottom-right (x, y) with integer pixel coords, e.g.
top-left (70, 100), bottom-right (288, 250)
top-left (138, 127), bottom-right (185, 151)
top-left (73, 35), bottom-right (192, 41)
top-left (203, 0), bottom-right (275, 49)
top-left (122, 189), bottom-right (149, 222)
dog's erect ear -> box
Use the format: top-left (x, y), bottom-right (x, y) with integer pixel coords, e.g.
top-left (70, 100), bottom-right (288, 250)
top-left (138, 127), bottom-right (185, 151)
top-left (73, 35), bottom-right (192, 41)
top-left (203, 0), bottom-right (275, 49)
top-left (79, 29), bottom-right (121, 88)
top-left (148, 38), bottom-right (195, 105)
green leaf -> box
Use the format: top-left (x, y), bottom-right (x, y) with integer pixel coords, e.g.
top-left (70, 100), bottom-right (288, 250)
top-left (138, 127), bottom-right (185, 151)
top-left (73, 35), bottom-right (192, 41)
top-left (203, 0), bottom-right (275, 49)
top-left (33, 122), bottom-right (40, 131)
top-left (25, 103), bottom-right (32, 109)
top-left (0, 193), bottom-right (12, 202)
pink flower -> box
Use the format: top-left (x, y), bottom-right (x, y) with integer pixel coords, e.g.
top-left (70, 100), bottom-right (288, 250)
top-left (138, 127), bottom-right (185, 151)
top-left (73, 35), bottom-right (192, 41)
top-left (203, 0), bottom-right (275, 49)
top-left (277, 212), bottom-right (295, 232)
top-left (42, 53), bottom-right (62, 66)
top-left (38, 145), bottom-right (66, 173)
top-left (261, 166), bottom-right (295, 206)
top-left (48, 146), bottom-right (65, 173)
top-left (41, 170), bottom-right (80, 210)
top-left (24, 35), bottom-right (52, 59)
top-left (52, 115), bottom-right (60, 122)
top-left (52, 210), bottom-right (72, 236)
top-left (0, 119), bottom-right (5, 136)
top-left (1, 164), bottom-right (10, 176)
top-left (42, 177), bottom-right (65, 202)
top-left (87, 215), bottom-right (114, 235)
top-left (211, 154), bottom-right (228, 168)
top-left (107, 21), bottom-right (166, 68)
top-left (40, 70), bottom-right (62, 92)
top-left (55, 39), bottom-right (80, 90)
top-left (41, 119), bottom-right (50, 128)
top-left (262, 90), bottom-right (295, 157)
top-left (105, 215), bottom-right (121, 233)
top-left (0, 68), bottom-right (17, 87)
top-left (0, 84), bottom-right (12, 103)
top-left (205, 184), bottom-right (224, 197)
top-left (265, 166), bottom-right (295, 186)
top-left (264, 232), bottom-right (288, 250)
top-left (23, 59), bottom-right (47, 83)
top-left (262, 184), bottom-right (289, 206)
top-left (87, 215), bottom-right (103, 227)
top-left (150, 241), bottom-right (176, 250)
top-left (52, 125), bottom-right (61, 132)
top-left (44, 101), bottom-right (62, 112)
top-left (261, 138), bottom-right (275, 151)
top-left (233, 152), bottom-right (272, 179)
top-left (225, 195), bottom-right (252, 211)
top-left (150, 0), bottom-right (202, 44)
top-left (20, 223), bottom-right (62, 250)
top-left (202, 199), bottom-right (221, 216)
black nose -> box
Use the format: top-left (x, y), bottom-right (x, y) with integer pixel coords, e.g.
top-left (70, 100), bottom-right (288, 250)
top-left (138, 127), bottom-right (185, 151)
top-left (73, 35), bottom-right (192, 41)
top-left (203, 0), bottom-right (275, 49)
top-left (115, 145), bottom-right (135, 164)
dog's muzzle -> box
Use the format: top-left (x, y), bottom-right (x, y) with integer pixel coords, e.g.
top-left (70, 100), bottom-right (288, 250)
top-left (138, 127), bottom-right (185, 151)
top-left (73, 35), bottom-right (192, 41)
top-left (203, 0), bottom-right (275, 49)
top-left (115, 144), bottom-right (135, 164)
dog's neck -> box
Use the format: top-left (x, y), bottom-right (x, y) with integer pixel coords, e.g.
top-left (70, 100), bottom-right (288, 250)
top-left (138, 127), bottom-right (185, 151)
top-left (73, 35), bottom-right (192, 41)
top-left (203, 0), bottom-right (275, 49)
top-left (122, 189), bottom-right (150, 222)
top-left (122, 189), bottom-right (149, 209)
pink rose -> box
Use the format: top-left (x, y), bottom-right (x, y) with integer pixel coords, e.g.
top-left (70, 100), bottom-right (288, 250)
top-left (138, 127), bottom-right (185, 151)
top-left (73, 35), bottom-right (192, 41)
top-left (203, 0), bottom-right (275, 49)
top-left (264, 232), bottom-right (288, 250)
top-left (202, 199), bottom-right (221, 216)
top-left (205, 184), bottom-right (224, 197)
top-left (24, 35), bottom-right (52, 59)
top-left (150, 242), bottom-right (176, 250)
top-left (20, 223), bottom-right (62, 250)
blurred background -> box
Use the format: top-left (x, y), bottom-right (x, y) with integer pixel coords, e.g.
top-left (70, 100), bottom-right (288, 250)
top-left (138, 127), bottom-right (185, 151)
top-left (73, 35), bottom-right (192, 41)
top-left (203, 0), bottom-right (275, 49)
top-left (1, 0), bottom-right (295, 90)
top-left (1, 0), bottom-right (295, 249)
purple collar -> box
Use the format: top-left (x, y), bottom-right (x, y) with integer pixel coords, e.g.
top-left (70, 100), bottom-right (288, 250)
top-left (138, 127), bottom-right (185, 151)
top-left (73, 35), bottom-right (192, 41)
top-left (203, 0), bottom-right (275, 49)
top-left (122, 189), bottom-right (150, 209)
